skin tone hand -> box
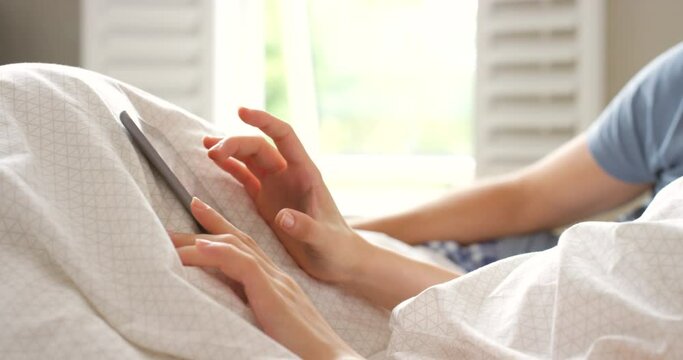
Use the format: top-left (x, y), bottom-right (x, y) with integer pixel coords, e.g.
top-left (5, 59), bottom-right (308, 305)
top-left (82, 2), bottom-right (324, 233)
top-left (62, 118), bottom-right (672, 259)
top-left (203, 108), bottom-right (459, 309)
top-left (202, 108), bottom-right (366, 285)
top-left (170, 197), bottom-right (360, 359)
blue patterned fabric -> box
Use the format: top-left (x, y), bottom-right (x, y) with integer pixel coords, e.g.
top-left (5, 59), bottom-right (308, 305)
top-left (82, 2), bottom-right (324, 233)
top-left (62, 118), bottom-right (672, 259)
top-left (427, 205), bottom-right (648, 272)
top-left (424, 232), bottom-right (559, 272)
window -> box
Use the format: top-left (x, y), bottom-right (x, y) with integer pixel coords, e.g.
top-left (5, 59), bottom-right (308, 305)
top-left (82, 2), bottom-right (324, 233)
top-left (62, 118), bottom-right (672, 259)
top-left (84, 0), bottom-right (604, 217)
top-left (234, 0), bottom-right (478, 216)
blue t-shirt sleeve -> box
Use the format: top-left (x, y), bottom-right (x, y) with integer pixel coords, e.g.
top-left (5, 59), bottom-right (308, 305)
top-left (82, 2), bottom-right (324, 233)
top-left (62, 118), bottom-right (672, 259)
top-left (588, 42), bottom-right (683, 191)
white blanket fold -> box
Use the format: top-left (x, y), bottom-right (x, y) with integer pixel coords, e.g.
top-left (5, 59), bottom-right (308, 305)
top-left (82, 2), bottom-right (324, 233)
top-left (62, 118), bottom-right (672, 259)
top-left (385, 179), bottom-right (683, 358)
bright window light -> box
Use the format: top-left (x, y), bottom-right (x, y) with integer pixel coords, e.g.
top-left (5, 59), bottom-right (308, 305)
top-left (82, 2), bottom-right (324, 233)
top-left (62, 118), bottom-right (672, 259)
top-left (263, 0), bottom-right (478, 216)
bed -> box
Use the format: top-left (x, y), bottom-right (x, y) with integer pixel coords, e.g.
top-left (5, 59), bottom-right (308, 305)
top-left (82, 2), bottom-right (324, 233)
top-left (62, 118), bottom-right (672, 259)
top-left (0, 63), bottom-right (681, 359)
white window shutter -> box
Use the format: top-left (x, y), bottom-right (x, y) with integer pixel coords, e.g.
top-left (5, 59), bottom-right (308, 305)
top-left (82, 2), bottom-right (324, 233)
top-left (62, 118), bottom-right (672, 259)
top-left (81, 0), bottom-right (215, 119)
top-left (475, 0), bottom-right (606, 177)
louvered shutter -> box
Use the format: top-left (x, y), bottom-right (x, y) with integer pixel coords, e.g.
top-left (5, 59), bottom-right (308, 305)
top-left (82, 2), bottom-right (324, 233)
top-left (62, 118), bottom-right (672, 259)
top-left (475, 0), bottom-right (605, 177)
top-left (81, 0), bottom-right (214, 119)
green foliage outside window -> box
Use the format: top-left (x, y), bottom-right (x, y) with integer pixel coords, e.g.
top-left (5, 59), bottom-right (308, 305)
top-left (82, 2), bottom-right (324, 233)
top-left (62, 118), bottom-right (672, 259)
top-left (265, 0), bottom-right (475, 156)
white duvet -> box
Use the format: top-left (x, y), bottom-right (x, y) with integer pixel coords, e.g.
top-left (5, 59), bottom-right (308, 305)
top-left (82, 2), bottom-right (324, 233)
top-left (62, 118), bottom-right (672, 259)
top-left (0, 64), bottom-right (681, 359)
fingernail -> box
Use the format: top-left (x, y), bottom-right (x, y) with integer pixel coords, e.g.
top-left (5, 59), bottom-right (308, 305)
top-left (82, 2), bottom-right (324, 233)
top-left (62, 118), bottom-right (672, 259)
top-left (166, 229), bottom-right (175, 236)
top-left (280, 211), bottom-right (295, 229)
top-left (207, 146), bottom-right (218, 159)
top-left (191, 197), bottom-right (210, 210)
top-left (195, 239), bottom-right (212, 246)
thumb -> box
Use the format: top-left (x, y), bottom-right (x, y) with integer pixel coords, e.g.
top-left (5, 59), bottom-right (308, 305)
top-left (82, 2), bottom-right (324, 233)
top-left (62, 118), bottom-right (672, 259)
top-left (275, 208), bottom-right (319, 244)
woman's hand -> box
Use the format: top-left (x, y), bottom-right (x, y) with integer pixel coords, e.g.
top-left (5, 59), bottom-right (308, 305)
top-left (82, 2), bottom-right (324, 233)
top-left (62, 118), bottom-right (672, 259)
top-left (203, 108), bottom-right (369, 285)
top-left (204, 108), bottom-right (459, 309)
top-left (170, 197), bottom-right (360, 359)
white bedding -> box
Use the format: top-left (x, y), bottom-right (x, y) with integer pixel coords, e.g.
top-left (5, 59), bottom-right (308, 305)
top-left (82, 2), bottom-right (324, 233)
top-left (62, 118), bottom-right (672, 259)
top-left (1, 63), bottom-right (682, 359)
top-left (0, 64), bottom-right (396, 358)
top-left (383, 176), bottom-right (683, 358)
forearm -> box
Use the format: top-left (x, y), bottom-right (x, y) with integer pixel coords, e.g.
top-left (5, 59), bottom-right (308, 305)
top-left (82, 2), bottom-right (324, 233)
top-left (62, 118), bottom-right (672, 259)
top-left (353, 136), bottom-right (651, 246)
top-left (353, 175), bottom-right (533, 245)
top-left (344, 239), bottom-right (460, 309)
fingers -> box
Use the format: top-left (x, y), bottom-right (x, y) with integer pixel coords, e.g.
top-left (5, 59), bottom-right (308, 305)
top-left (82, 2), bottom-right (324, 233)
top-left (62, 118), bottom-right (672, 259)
top-left (275, 208), bottom-right (320, 245)
top-left (203, 108), bottom-right (314, 189)
top-left (177, 197), bottom-right (278, 265)
top-left (178, 238), bottom-right (281, 277)
top-left (208, 136), bottom-right (287, 178)
top-left (170, 228), bottom-right (278, 270)
top-left (177, 240), bottom-right (268, 287)
top-left (168, 231), bottom-right (198, 247)
top-left (238, 107), bottom-right (311, 165)
top-left (209, 156), bottom-right (261, 199)
top-left (203, 135), bottom-right (222, 149)
top-left (190, 197), bottom-right (240, 234)
top-left (169, 232), bottom-right (236, 248)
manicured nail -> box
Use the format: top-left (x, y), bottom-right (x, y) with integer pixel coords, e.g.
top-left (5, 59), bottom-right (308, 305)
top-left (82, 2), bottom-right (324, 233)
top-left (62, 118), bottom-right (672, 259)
top-left (195, 239), bottom-right (212, 247)
top-left (191, 197), bottom-right (210, 210)
top-left (280, 211), bottom-right (295, 229)
top-left (207, 145), bottom-right (219, 159)
top-left (196, 239), bottom-right (220, 250)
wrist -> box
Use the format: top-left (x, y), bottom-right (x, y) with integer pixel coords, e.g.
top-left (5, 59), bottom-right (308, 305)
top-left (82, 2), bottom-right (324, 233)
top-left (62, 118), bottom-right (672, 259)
top-left (338, 234), bottom-right (384, 291)
top-left (336, 230), bottom-right (379, 287)
top-left (337, 235), bottom-right (460, 309)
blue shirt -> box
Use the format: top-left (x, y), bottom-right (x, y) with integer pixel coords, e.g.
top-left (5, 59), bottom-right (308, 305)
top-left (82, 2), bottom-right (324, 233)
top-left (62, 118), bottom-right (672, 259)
top-left (588, 42), bottom-right (683, 195)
